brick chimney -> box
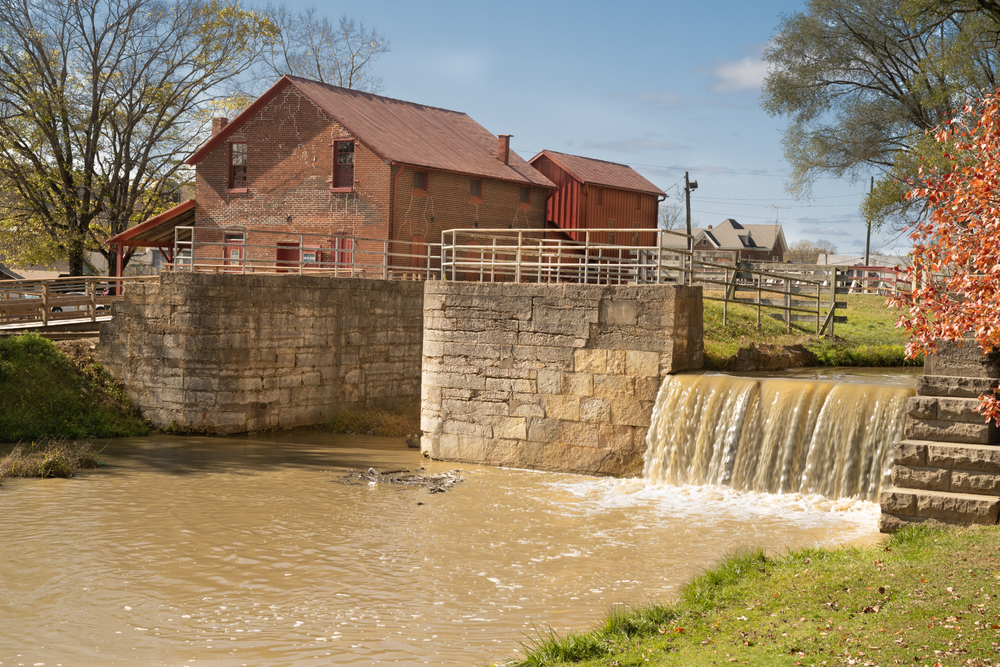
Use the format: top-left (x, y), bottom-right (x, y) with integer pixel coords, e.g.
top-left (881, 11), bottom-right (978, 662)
top-left (497, 134), bottom-right (512, 165)
top-left (212, 117), bottom-right (229, 136)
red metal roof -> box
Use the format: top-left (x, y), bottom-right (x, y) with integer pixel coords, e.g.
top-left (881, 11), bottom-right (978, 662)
top-left (530, 150), bottom-right (665, 195)
top-left (106, 199), bottom-right (196, 247)
top-left (187, 76), bottom-right (556, 189)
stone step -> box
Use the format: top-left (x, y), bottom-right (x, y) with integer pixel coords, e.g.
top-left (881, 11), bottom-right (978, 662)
top-left (894, 439), bottom-right (1000, 471)
top-left (908, 395), bottom-right (991, 423)
top-left (879, 487), bottom-right (1000, 532)
top-left (891, 464), bottom-right (1000, 495)
top-left (904, 418), bottom-right (999, 445)
top-left (917, 374), bottom-right (998, 399)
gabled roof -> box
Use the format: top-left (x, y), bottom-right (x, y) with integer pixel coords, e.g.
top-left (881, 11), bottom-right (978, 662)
top-left (187, 76), bottom-right (556, 189)
top-left (529, 150), bottom-right (665, 195)
top-left (659, 219), bottom-right (787, 253)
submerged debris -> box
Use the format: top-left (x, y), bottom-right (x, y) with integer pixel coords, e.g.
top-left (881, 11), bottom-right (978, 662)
top-left (333, 467), bottom-right (464, 494)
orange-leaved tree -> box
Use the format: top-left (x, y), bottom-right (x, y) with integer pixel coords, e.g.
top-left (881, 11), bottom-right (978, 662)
top-left (891, 91), bottom-right (1000, 422)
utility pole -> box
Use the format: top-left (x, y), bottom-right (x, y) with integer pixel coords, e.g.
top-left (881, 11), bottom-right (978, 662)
top-left (864, 175), bottom-right (873, 267)
top-left (684, 171), bottom-right (698, 284)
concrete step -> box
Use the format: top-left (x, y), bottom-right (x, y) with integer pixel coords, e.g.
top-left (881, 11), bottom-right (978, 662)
top-left (879, 486), bottom-right (1000, 532)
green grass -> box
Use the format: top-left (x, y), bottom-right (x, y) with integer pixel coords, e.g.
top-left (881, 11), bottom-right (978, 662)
top-left (0, 333), bottom-right (150, 442)
top-left (0, 438), bottom-right (104, 482)
top-left (324, 405), bottom-right (420, 437)
top-left (501, 524), bottom-right (1000, 666)
top-left (703, 293), bottom-right (922, 369)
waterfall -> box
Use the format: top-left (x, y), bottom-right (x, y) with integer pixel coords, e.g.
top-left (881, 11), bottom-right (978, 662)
top-left (643, 374), bottom-right (913, 502)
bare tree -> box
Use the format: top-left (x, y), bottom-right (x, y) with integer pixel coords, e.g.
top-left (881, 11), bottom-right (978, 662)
top-left (0, 0), bottom-right (278, 275)
top-left (261, 6), bottom-right (389, 93)
top-left (786, 239), bottom-right (838, 263)
top-left (658, 202), bottom-right (684, 231)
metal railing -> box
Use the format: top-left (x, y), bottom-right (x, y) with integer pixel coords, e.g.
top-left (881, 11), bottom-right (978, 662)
top-left (169, 226), bottom-right (441, 280)
top-left (0, 275), bottom-right (158, 327)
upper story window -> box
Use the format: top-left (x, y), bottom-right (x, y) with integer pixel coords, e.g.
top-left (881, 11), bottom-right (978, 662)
top-left (229, 142), bottom-right (247, 191)
top-left (519, 186), bottom-right (531, 208)
top-left (635, 193), bottom-right (642, 210)
top-left (330, 140), bottom-right (355, 191)
top-left (413, 170), bottom-right (428, 194)
top-left (596, 188), bottom-right (603, 205)
top-left (470, 179), bottom-right (482, 200)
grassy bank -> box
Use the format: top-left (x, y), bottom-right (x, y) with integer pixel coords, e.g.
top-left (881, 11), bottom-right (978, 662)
top-left (703, 293), bottom-right (921, 369)
top-left (505, 524), bottom-right (1000, 666)
top-left (0, 439), bottom-right (103, 483)
top-left (0, 333), bottom-right (150, 442)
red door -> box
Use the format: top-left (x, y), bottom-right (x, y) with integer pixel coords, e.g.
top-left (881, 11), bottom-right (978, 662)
top-left (224, 233), bottom-right (244, 272)
top-left (275, 241), bottom-right (300, 273)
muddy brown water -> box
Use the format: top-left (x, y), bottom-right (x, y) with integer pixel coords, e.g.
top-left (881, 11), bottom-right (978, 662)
top-left (1, 428), bottom-right (889, 666)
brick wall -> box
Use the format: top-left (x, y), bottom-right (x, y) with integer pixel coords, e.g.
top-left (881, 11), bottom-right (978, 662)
top-left (98, 272), bottom-right (423, 433)
top-left (419, 282), bottom-right (704, 475)
top-left (193, 86), bottom-right (547, 269)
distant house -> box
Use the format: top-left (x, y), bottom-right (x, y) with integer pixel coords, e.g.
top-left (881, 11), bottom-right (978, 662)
top-left (528, 150), bottom-right (665, 246)
top-left (663, 218), bottom-right (787, 263)
top-left (107, 75), bottom-right (556, 274)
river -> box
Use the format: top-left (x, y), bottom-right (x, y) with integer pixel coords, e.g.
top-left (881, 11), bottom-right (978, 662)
top-left (0, 420), bottom-right (895, 667)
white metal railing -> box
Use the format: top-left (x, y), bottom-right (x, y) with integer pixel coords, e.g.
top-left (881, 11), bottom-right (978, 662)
top-left (169, 226), bottom-right (441, 280)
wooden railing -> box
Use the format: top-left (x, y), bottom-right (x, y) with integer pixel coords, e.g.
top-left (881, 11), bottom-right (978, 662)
top-left (0, 275), bottom-right (158, 327)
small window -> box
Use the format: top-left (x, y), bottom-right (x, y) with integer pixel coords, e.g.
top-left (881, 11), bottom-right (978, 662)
top-left (635, 193), bottom-right (642, 211)
top-left (470, 179), bottom-right (482, 199)
top-left (519, 187), bottom-right (530, 204)
top-left (229, 142), bottom-right (247, 190)
top-left (413, 171), bottom-right (427, 191)
top-left (333, 141), bottom-right (354, 190)
top-left (596, 188), bottom-right (603, 205)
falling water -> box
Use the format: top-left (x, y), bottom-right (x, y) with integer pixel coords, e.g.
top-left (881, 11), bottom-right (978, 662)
top-left (644, 374), bottom-right (914, 501)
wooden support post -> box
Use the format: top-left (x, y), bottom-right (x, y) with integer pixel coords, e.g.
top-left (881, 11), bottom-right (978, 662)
top-left (784, 277), bottom-right (791, 333)
top-left (41, 283), bottom-right (49, 326)
top-left (828, 266), bottom-right (837, 338)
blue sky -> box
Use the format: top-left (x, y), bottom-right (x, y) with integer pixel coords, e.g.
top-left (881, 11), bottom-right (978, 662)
top-left (291, 0), bottom-right (907, 257)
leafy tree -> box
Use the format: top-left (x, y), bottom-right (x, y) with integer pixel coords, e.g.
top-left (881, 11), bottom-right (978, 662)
top-left (786, 239), bottom-right (838, 263)
top-left (259, 6), bottom-right (389, 93)
top-left (0, 0), bottom-right (279, 276)
top-left (761, 0), bottom-right (1000, 227)
top-left (889, 91), bottom-right (1000, 421)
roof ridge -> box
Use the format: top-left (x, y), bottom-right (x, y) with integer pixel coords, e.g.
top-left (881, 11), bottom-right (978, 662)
top-left (542, 149), bottom-right (632, 169)
top-left (285, 75), bottom-right (469, 118)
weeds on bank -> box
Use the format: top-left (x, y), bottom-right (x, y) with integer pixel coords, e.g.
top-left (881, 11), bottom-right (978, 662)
top-left (0, 439), bottom-right (103, 482)
top-left (0, 333), bottom-right (150, 442)
top-left (502, 524), bottom-right (1000, 667)
top-left (703, 293), bottom-right (921, 369)
top-left (324, 407), bottom-right (420, 437)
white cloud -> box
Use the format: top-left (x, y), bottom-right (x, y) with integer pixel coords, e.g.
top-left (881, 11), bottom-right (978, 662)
top-left (709, 44), bottom-right (769, 93)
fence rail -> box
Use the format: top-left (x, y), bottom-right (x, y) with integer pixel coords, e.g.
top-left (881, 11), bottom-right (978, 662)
top-left (0, 275), bottom-right (158, 327)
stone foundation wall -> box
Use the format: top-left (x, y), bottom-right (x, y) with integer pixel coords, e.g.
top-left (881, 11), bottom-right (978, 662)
top-left (99, 272), bottom-right (424, 433)
top-left (419, 282), bottom-right (703, 475)
top-left (880, 340), bottom-right (1000, 531)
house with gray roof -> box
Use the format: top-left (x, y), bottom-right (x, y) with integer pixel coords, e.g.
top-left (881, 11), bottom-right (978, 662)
top-left (663, 218), bottom-right (787, 263)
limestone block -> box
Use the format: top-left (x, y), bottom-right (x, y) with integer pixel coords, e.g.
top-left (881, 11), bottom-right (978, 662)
top-left (598, 424), bottom-right (634, 450)
top-left (574, 349), bottom-right (607, 374)
top-left (494, 416), bottom-right (528, 440)
top-left (925, 338), bottom-right (1000, 378)
top-left (511, 400), bottom-right (545, 418)
top-left (561, 372), bottom-right (593, 397)
top-left (593, 374), bottom-right (635, 398)
top-left (484, 440), bottom-right (522, 467)
top-left (527, 418), bottom-right (562, 443)
top-left (926, 443), bottom-right (1000, 471)
top-left (536, 346), bottom-right (575, 366)
top-left (606, 350), bottom-right (626, 375)
top-left (951, 470), bottom-right (1000, 494)
top-left (561, 421), bottom-right (600, 448)
top-left (544, 394), bottom-right (581, 421)
top-left (536, 370), bottom-right (562, 394)
top-left (879, 487), bottom-right (917, 515)
top-left (634, 377), bottom-right (662, 401)
top-left (518, 331), bottom-right (588, 349)
top-left (905, 418), bottom-right (997, 445)
top-left (914, 489), bottom-right (1000, 524)
top-left (580, 397), bottom-right (611, 423)
top-left (626, 351), bottom-right (661, 377)
top-left (600, 299), bottom-right (638, 326)
top-left (891, 465), bottom-right (950, 492)
top-left (443, 419), bottom-right (488, 436)
top-left (908, 396), bottom-right (988, 423)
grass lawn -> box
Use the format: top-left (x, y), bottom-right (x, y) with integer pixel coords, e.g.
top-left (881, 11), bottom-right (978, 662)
top-left (703, 293), bottom-right (920, 369)
top-left (504, 525), bottom-right (1000, 666)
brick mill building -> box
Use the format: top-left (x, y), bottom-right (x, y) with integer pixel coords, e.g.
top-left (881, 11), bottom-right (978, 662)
top-left (107, 75), bottom-right (556, 275)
